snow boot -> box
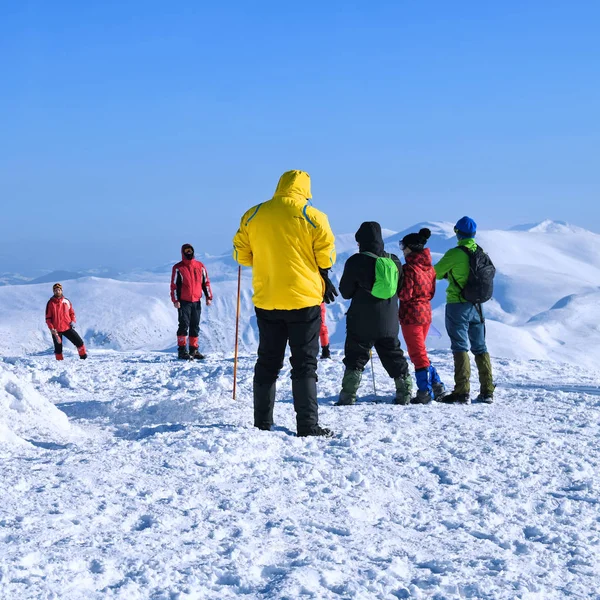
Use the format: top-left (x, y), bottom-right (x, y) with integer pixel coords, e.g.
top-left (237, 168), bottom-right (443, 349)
top-left (55, 353), bottom-right (64, 361)
top-left (394, 374), bottom-right (413, 405)
top-left (411, 368), bottom-right (433, 404)
top-left (438, 392), bottom-right (470, 404)
top-left (428, 365), bottom-right (446, 399)
top-left (189, 348), bottom-right (205, 360)
top-left (336, 369), bottom-right (362, 405)
top-left (474, 352), bottom-right (494, 403)
top-left (293, 378), bottom-right (330, 437)
top-left (178, 346), bottom-right (191, 360)
top-left (253, 380), bottom-right (276, 431)
top-left (78, 345), bottom-right (87, 360)
top-left (453, 351), bottom-right (470, 394)
top-left (297, 426), bottom-right (334, 438)
top-left (320, 345), bottom-right (331, 360)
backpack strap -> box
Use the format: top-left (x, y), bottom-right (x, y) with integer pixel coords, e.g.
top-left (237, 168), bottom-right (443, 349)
top-left (360, 251), bottom-right (388, 259)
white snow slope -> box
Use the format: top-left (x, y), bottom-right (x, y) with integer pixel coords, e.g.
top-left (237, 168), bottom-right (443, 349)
top-left (1, 350), bottom-right (599, 599)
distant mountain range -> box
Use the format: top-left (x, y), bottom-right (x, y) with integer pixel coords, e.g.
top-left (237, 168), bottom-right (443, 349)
top-left (1, 221), bottom-right (599, 368)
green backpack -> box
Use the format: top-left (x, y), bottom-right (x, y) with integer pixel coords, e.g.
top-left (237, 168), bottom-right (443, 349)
top-left (361, 252), bottom-right (399, 299)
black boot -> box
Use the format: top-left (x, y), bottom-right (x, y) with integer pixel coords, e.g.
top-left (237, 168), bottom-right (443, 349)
top-left (189, 348), bottom-right (205, 360)
top-left (292, 378), bottom-right (332, 437)
top-left (178, 346), bottom-right (190, 360)
top-left (320, 345), bottom-right (331, 359)
top-left (253, 380), bottom-right (276, 431)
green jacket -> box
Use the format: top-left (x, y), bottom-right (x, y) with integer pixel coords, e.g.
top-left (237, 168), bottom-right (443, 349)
top-left (434, 238), bottom-right (478, 303)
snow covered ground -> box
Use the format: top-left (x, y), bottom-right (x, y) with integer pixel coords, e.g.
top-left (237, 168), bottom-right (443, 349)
top-left (1, 349), bottom-right (599, 599)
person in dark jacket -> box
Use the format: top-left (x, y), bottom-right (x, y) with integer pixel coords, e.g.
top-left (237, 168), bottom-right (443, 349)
top-left (45, 283), bottom-right (87, 361)
top-left (399, 228), bottom-right (446, 403)
top-left (170, 243), bottom-right (213, 359)
top-left (336, 222), bottom-right (412, 405)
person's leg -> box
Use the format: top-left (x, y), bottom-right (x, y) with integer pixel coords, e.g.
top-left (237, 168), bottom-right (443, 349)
top-left (468, 306), bottom-right (494, 400)
top-left (337, 334), bottom-right (371, 405)
top-left (62, 328), bottom-right (87, 359)
top-left (177, 301), bottom-right (192, 358)
top-left (52, 332), bottom-right (63, 360)
top-left (401, 324), bottom-right (430, 370)
top-left (443, 303), bottom-right (471, 401)
top-left (287, 306), bottom-right (325, 435)
top-left (374, 336), bottom-right (412, 404)
top-left (254, 308), bottom-right (288, 430)
top-left (188, 302), bottom-right (204, 359)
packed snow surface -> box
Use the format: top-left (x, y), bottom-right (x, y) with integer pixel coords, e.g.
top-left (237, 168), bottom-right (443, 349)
top-left (1, 350), bottom-right (599, 599)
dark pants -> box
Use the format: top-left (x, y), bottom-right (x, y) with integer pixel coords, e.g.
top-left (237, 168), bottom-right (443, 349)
top-left (177, 301), bottom-right (201, 338)
top-left (343, 333), bottom-right (409, 379)
top-left (53, 328), bottom-right (85, 355)
top-left (254, 305), bottom-right (321, 433)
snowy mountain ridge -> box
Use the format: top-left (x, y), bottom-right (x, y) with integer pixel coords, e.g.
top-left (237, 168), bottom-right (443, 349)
top-left (0, 220), bottom-right (599, 367)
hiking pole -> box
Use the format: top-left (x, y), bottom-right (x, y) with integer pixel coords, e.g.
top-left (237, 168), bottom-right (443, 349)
top-left (233, 266), bottom-right (241, 400)
top-left (370, 349), bottom-right (377, 399)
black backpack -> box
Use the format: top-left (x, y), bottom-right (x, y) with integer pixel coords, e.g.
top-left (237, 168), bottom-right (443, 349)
top-left (455, 245), bottom-right (495, 304)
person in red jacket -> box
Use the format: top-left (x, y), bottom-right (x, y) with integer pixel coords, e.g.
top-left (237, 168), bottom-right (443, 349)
top-left (45, 283), bottom-right (87, 361)
top-left (399, 228), bottom-right (445, 403)
top-left (170, 243), bottom-right (213, 359)
top-left (319, 303), bottom-right (331, 359)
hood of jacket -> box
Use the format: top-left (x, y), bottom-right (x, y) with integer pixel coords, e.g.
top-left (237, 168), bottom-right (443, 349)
top-left (273, 170), bottom-right (312, 202)
top-left (355, 221), bottom-right (385, 255)
top-left (406, 247), bottom-right (433, 268)
top-left (181, 243), bottom-right (195, 261)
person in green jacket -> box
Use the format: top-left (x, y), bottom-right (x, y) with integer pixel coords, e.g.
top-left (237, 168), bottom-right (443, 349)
top-left (434, 216), bottom-right (494, 403)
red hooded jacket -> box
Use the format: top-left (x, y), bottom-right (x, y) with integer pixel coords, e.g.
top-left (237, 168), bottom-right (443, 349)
top-left (170, 250), bottom-right (213, 303)
top-left (399, 248), bottom-right (436, 325)
top-left (46, 296), bottom-right (76, 332)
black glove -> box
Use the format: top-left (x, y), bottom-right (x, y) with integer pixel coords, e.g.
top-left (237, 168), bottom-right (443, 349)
top-left (319, 268), bottom-right (338, 304)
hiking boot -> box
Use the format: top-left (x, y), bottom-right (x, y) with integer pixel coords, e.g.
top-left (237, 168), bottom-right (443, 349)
top-left (475, 392), bottom-right (494, 404)
top-left (394, 374), bottom-right (413, 405)
top-left (297, 426), bottom-right (334, 438)
top-left (335, 391), bottom-right (356, 406)
top-left (414, 368), bottom-right (434, 403)
top-left (177, 346), bottom-right (190, 360)
top-left (336, 369), bottom-right (362, 406)
top-left (438, 392), bottom-right (470, 404)
top-left (189, 348), bottom-right (205, 360)
top-left (474, 353), bottom-right (495, 400)
top-left (428, 365), bottom-right (446, 399)
top-left (254, 381), bottom-right (276, 430)
top-left (452, 352), bottom-right (471, 396)
top-left (79, 353), bottom-right (87, 360)
top-left (411, 389), bottom-right (433, 404)
top-left (320, 345), bottom-right (331, 359)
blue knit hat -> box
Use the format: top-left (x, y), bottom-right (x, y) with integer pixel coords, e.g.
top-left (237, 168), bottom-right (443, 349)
top-left (454, 216), bottom-right (477, 239)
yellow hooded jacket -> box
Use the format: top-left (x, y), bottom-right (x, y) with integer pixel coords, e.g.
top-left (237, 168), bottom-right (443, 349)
top-left (233, 170), bottom-right (336, 310)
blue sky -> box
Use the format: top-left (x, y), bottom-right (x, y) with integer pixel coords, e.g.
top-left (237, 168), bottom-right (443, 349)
top-left (1, 0), bottom-right (598, 273)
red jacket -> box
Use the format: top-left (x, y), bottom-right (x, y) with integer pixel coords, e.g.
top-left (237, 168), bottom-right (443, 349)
top-left (46, 296), bottom-right (76, 332)
top-left (170, 256), bottom-right (213, 303)
top-left (399, 248), bottom-right (436, 325)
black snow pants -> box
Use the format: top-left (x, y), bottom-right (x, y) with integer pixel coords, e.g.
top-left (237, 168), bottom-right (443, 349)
top-left (177, 300), bottom-right (201, 338)
top-left (253, 305), bottom-right (321, 434)
top-left (53, 327), bottom-right (85, 355)
top-left (343, 333), bottom-right (409, 379)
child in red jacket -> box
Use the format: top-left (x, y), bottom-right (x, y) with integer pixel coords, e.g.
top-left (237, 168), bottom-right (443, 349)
top-left (399, 228), bottom-right (445, 403)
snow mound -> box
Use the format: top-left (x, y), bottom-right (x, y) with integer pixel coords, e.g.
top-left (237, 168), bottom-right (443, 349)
top-left (0, 364), bottom-right (72, 447)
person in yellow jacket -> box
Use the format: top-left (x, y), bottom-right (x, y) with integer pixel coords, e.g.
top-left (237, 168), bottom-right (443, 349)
top-left (233, 170), bottom-right (338, 437)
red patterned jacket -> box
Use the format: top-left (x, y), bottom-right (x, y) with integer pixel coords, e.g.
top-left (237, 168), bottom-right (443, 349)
top-left (399, 248), bottom-right (436, 325)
